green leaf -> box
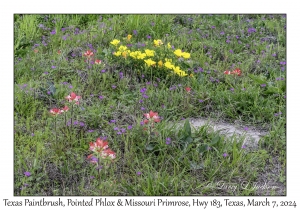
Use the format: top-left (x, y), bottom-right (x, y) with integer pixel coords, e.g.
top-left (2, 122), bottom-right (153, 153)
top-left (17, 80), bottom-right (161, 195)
top-left (211, 136), bottom-right (220, 145)
top-left (264, 86), bottom-right (282, 95)
top-left (198, 144), bottom-right (209, 153)
top-left (248, 74), bottom-right (267, 85)
top-left (189, 161), bottom-right (204, 170)
top-left (185, 136), bottom-right (193, 144)
top-left (145, 144), bottom-right (154, 151)
top-left (183, 119), bottom-right (192, 136)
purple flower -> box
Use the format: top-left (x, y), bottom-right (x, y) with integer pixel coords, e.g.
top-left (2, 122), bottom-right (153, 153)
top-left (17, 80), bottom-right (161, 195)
top-left (50, 29), bottom-right (56, 35)
top-left (274, 112), bottom-right (282, 117)
top-left (244, 127), bottom-right (249, 131)
top-left (241, 145), bottom-right (246, 149)
top-left (24, 171), bottom-right (31, 177)
top-left (119, 72), bottom-right (124, 79)
top-left (229, 49), bottom-right (233, 54)
top-left (220, 31), bottom-right (225, 35)
top-left (51, 66), bottom-right (56, 69)
top-left (31, 133), bottom-right (34, 136)
top-left (140, 88), bottom-right (147, 93)
top-left (140, 121), bottom-right (144, 126)
top-left (162, 104), bottom-right (165, 108)
top-left (112, 85), bottom-right (117, 89)
top-left (96, 165), bottom-right (103, 170)
top-left (113, 127), bottom-right (119, 131)
top-left (90, 176), bottom-right (95, 179)
top-left (101, 69), bottom-right (106, 73)
top-left (121, 128), bottom-right (126, 133)
top-left (88, 130), bottom-right (94, 133)
top-left (141, 107), bottom-right (145, 111)
top-left (199, 100), bottom-right (204, 103)
top-left (230, 88), bottom-right (234, 92)
top-left (226, 39), bottom-right (230, 43)
top-left (99, 95), bottom-right (104, 100)
top-left (79, 122), bottom-right (85, 127)
top-left (44, 72), bottom-right (49, 75)
top-left (272, 53), bottom-right (276, 57)
top-left (127, 125), bottom-right (133, 130)
top-left (47, 91), bottom-right (51, 95)
top-left (211, 26), bottom-right (215, 29)
top-left (261, 84), bottom-right (266, 87)
top-left (147, 35), bottom-right (151, 39)
top-left (166, 137), bottom-right (171, 145)
top-left (69, 85), bottom-right (73, 89)
top-left (139, 99), bottom-right (143, 103)
top-left (280, 61), bottom-right (286, 65)
top-left (133, 30), bottom-right (137, 35)
top-left (117, 131), bottom-right (122, 135)
top-left (248, 28), bottom-right (256, 34)
top-left (137, 171), bottom-right (142, 176)
top-left (73, 121), bottom-right (78, 125)
top-left (142, 94), bottom-right (149, 99)
top-left (223, 153), bottom-right (228, 157)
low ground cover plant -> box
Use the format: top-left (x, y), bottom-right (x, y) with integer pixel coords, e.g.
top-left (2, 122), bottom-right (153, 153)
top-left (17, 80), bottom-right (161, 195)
top-left (14, 14), bottom-right (286, 196)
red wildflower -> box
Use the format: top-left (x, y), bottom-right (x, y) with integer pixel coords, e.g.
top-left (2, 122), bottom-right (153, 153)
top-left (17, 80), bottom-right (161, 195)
top-left (144, 110), bottom-right (160, 123)
top-left (101, 148), bottom-right (116, 159)
top-left (185, 87), bottom-right (191, 93)
top-left (232, 68), bottom-right (241, 76)
top-left (50, 108), bottom-right (62, 116)
top-left (89, 138), bottom-right (109, 152)
top-left (95, 59), bottom-right (102, 65)
top-left (60, 106), bottom-right (69, 113)
top-left (65, 92), bottom-right (81, 104)
top-left (224, 70), bottom-right (231, 75)
top-left (83, 50), bottom-right (94, 58)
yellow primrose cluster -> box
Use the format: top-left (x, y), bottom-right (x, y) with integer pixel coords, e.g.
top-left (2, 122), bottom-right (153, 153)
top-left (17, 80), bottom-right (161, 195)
top-left (110, 38), bottom-right (191, 77)
top-left (163, 59), bottom-right (188, 77)
top-left (174, 49), bottom-right (191, 59)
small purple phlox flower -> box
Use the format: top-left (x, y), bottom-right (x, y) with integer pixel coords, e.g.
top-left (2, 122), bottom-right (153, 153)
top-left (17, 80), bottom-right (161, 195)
top-left (24, 171), bottom-right (31, 177)
top-left (223, 153), bottom-right (228, 157)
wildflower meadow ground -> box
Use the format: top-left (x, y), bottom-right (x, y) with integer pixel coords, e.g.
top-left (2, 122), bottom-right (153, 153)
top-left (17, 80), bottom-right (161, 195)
top-left (14, 14), bottom-right (286, 196)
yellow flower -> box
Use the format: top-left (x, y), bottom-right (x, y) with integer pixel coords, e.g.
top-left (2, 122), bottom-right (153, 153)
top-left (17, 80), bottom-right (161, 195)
top-left (137, 53), bottom-right (146, 59)
top-left (145, 49), bottom-right (155, 57)
top-left (110, 39), bottom-right (120, 46)
top-left (167, 42), bottom-right (171, 49)
top-left (113, 51), bottom-right (121, 56)
top-left (130, 51), bottom-right (139, 59)
top-left (144, 59), bottom-right (156, 67)
top-left (158, 60), bottom-right (163, 67)
top-left (164, 61), bottom-right (174, 70)
top-left (118, 45), bottom-right (128, 52)
top-left (165, 58), bottom-right (172, 63)
top-left (153, 39), bottom-right (163, 47)
top-left (177, 71), bottom-right (188, 77)
top-left (182, 52), bottom-right (191, 59)
top-left (174, 49), bottom-right (183, 57)
top-left (122, 51), bottom-right (129, 58)
top-left (127, 34), bottom-right (132, 41)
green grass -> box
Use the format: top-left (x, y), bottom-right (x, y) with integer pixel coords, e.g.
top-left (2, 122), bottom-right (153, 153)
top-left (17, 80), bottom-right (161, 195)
top-left (14, 14), bottom-right (286, 196)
